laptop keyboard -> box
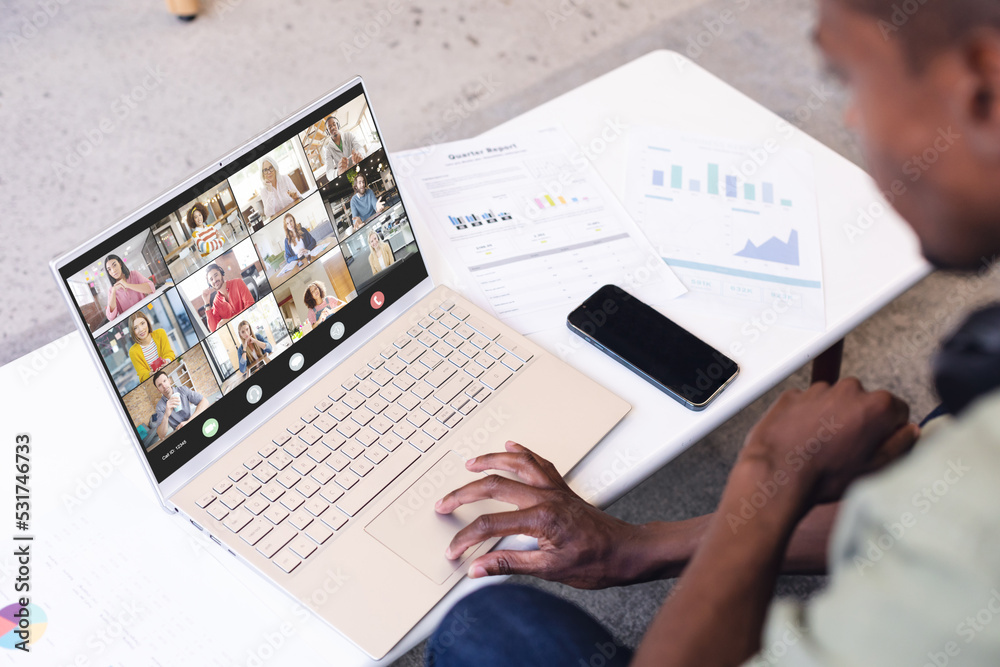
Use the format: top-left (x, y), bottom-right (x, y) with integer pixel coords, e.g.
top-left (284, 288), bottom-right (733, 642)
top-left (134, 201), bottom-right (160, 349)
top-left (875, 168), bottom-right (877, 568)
top-left (194, 299), bottom-right (533, 574)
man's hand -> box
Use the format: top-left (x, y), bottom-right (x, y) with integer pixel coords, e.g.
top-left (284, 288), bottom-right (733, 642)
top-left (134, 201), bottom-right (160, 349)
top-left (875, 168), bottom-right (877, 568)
top-left (338, 156), bottom-right (350, 173)
top-left (435, 441), bottom-right (647, 589)
top-left (739, 378), bottom-right (919, 506)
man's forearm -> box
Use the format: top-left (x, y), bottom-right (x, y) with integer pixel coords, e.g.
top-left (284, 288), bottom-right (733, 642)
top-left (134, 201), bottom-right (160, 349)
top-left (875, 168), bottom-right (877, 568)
top-left (632, 459), bottom-right (812, 667)
top-left (622, 502), bottom-right (837, 583)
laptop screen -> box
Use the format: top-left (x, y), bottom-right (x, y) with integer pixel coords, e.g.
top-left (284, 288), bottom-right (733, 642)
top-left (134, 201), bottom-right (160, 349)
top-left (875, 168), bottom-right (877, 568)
top-left (57, 84), bottom-right (428, 482)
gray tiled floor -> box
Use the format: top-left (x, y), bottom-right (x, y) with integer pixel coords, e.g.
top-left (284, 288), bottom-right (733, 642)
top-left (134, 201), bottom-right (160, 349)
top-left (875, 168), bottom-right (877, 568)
top-left (3, 0), bottom-right (997, 665)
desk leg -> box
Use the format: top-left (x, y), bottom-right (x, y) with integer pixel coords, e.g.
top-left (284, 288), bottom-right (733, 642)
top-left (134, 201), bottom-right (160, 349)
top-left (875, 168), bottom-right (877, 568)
top-left (811, 339), bottom-right (845, 385)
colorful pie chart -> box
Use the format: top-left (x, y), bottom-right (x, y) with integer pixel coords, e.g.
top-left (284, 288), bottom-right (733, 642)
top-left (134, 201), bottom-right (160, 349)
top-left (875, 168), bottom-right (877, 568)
top-left (0, 603), bottom-right (47, 649)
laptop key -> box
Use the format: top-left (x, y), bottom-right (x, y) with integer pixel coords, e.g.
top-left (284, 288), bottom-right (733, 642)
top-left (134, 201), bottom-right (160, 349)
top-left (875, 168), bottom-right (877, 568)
top-left (301, 410), bottom-right (319, 424)
top-left (304, 497), bottom-right (327, 517)
top-left (320, 483), bottom-right (344, 504)
top-left (229, 467), bottom-right (248, 482)
top-left (407, 411), bottom-right (429, 428)
top-left (277, 471), bottom-right (299, 489)
top-left (207, 503), bottom-right (229, 521)
top-left (286, 422), bottom-right (305, 435)
top-left (326, 453), bottom-right (350, 472)
top-left (417, 331), bottom-right (437, 347)
top-left (343, 391), bottom-right (365, 410)
top-left (220, 488), bottom-right (246, 510)
top-left (341, 441), bottom-right (365, 459)
top-left (494, 334), bottom-right (534, 362)
top-left (429, 322), bottom-right (449, 339)
top-left (357, 380), bottom-right (379, 398)
top-left (436, 373), bottom-right (473, 405)
top-left (429, 307), bottom-right (445, 320)
top-left (313, 415), bottom-right (337, 433)
top-left (245, 496), bottom-right (269, 515)
top-left (297, 478), bottom-right (320, 498)
top-left (440, 314), bottom-right (462, 329)
top-left (298, 427), bottom-right (322, 447)
top-left (274, 549), bottom-right (302, 574)
top-left (384, 404), bottom-right (407, 423)
top-left (481, 366), bottom-right (514, 390)
top-left (439, 298), bottom-right (456, 311)
top-left (368, 355), bottom-right (385, 370)
top-left (393, 375), bottom-right (416, 391)
top-left (342, 377), bottom-right (359, 391)
top-left (470, 333), bottom-right (490, 349)
top-left (371, 369), bottom-right (394, 387)
top-left (351, 410), bottom-right (374, 426)
top-left (308, 444), bottom-right (332, 464)
top-left (256, 524), bottom-right (296, 558)
top-left (328, 403), bottom-right (351, 421)
top-left (445, 414), bottom-right (463, 429)
top-left (366, 396), bottom-right (389, 414)
top-left (385, 358), bottom-right (407, 375)
top-left (370, 415), bottom-right (393, 435)
top-left (399, 344), bottom-right (424, 364)
top-left (355, 428), bottom-right (378, 447)
top-left (365, 446), bottom-right (388, 465)
top-left (409, 432), bottom-right (436, 452)
top-left (355, 367), bottom-right (372, 381)
top-left (378, 385), bottom-right (403, 403)
top-left (239, 517), bottom-right (272, 546)
top-left (424, 422), bottom-right (448, 441)
top-left (253, 465), bottom-right (277, 484)
top-left (350, 459), bottom-right (374, 477)
top-left (450, 305), bottom-right (470, 320)
top-left (291, 458), bottom-right (316, 477)
top-left (397, 392), bottom-right (420, 411)
top-left (272, 434), bottom-right (292, 447)
top-left (196, 493), bottom-right (216, 508)
top-left (289, 535), bottom-right (317, 559)
top-left (455, 324), bottom-right (475, 340)
top-left (244, 455), bottom-right (262, 470)
top-left (264, 505), bottom-right (289, 525)
top-left (412, 382), bottom-right (434, 399)
top-left (258, 443), bottom-right (278, 458)
top-left (322, 434), bottom-right (347, 451)
top-left (418, 316), bottom-right (435, 328)
top-left (270, 451), bottom-right (293, 470)
top-left (261, 483), bottom-right (285, 502)
top-left (466, 316), bottom-right (501, 341)
top-left (393, 422), bottom-right (417, 439)
top-left (305, 522), bottom-right (334, 545)
top-left (336, 446), bottom-right (420, 517)
top-left (336, 421), bottom-right (361, 439)
top-left (379, 434), bottom-right (404, 452)
top-left (322, 511), bottom-right (348, 531)
top-left (288, 510), bottom-right (313, 530)
top-left (312, 466), bottom-right (335, 485)
top-left (286, 440), bottom-right (308, 457)
top-left (223, 510), bottom-right (253, 533)
top-left (406, 325), bottom-right (422, 338)
top-left (484, 344), bottom-right (506, 361)
top-left (328, 387), bottom-right (347, 402)
top-left (236, 478), bottom-right (262, 497)
top-left (395, 333), bottom-right (412, 348)
top-left (335, 471), bottom-right (361, 490)
top-left (421, 400), bottom-right (443, 417)
top-left (315, 398), bottom-right (334, 413)
top-left (281, 493), bottom-right (305, 511)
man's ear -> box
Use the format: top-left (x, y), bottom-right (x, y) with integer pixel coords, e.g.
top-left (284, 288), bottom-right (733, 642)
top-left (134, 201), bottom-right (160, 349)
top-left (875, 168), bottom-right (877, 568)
top-left (956, 28), bottom-right (1000, 159)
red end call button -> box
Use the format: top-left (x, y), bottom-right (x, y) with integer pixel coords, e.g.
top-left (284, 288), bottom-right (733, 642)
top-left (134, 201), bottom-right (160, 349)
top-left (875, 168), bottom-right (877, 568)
top-left (370, 291), bottom-right (385, 309)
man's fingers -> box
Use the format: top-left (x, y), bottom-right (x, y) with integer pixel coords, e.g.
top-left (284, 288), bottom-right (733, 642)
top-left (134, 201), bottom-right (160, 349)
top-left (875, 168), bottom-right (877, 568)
top-left (466, 549), bottom-right (552, 579)
top-left (465, 441), bottom-right (562, 488)
top-left (866, 423), bottom-right (921, 473)
top-left (435, 475), bottom-right (545, 515)
top-left (445, 506), bottom-right (549, 559)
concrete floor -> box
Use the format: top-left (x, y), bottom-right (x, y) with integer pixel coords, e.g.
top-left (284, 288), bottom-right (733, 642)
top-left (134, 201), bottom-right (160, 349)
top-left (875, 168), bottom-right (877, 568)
top-left (2, 0), bottom-right (998, 664)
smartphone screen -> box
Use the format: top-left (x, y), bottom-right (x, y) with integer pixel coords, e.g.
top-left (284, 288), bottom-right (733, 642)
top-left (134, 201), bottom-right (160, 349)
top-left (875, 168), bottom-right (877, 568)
top-left (567, 285), bottom-right (738, 410)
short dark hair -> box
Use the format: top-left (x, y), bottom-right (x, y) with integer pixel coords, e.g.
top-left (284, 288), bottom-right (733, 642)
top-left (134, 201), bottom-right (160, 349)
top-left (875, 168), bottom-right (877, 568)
top-left (186, 202), bottom-right (211, 230)
top-left (152, 370), bottom-right (169, 388)
top-left (842, 0), bottom-right (1000, 69)
top-left (105, 254), bottom-right (130, 280)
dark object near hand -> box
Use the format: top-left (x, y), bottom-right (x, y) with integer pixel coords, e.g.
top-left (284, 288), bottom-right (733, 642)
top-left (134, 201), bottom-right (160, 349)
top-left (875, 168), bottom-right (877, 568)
top-left (934, 304), bottom-right (1000, 415)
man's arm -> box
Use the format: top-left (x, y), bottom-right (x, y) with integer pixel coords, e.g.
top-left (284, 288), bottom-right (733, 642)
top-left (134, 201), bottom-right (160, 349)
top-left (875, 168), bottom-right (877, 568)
top-left (632, 381), bottom-right (917, 666)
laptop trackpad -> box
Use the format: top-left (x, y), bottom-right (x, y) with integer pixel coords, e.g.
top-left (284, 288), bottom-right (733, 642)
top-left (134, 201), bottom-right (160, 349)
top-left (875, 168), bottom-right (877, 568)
top-left (365, 450), bottom-right (515, 585)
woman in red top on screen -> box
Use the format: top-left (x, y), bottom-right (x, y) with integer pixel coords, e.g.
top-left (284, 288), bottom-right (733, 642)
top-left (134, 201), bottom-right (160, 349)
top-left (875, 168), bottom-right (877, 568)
top-left (105, 254), bottom-right (154, 321)
top-left (201, 263), bottom-right (254, 332)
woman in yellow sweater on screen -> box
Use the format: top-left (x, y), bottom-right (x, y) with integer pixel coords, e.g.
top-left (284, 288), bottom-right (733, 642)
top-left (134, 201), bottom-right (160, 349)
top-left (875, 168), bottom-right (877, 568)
top-left (127, 310), bottom-right (176, 382)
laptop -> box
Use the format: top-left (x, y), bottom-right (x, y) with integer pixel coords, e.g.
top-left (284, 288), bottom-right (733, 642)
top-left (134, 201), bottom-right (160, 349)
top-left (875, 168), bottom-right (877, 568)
top-left (49, 78), bottom-right (630, 659)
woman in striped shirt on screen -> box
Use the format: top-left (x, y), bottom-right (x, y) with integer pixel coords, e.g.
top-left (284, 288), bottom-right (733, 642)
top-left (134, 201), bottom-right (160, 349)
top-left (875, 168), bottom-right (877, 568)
top-left (186, 202), bottom-right (226, 258)
top-left (127, 310), bottom-right (175, 382)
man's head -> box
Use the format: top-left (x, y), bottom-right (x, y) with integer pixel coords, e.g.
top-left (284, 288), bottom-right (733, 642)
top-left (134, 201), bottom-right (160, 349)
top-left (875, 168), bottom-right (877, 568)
top-left (325, 116), bottom-right (341, 143)
top-left (818, 0), bottom-right (1000, 268)
top-left (152, 371), bottom-right (172, 396)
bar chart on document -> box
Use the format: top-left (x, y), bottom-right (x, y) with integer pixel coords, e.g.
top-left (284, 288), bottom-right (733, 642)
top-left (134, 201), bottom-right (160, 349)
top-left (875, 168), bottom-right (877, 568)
top-left (625, 127), bottom-right (826, 330)
top-left (397, 127), bottom-right (685, 333)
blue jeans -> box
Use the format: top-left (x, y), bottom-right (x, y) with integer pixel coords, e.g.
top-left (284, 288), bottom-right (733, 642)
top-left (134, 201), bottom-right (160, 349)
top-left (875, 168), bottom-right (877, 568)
top-left (425, 584), bottom-right (633, 667)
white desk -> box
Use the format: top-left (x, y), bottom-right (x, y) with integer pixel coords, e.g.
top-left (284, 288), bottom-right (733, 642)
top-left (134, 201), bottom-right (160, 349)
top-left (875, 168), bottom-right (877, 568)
top-left (0, 51), bottom-right (927, 665)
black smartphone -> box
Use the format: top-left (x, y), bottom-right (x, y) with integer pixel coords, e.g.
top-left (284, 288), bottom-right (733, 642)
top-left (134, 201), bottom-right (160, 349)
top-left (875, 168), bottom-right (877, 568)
top-left (567, 285), bottom-right (739, 410)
